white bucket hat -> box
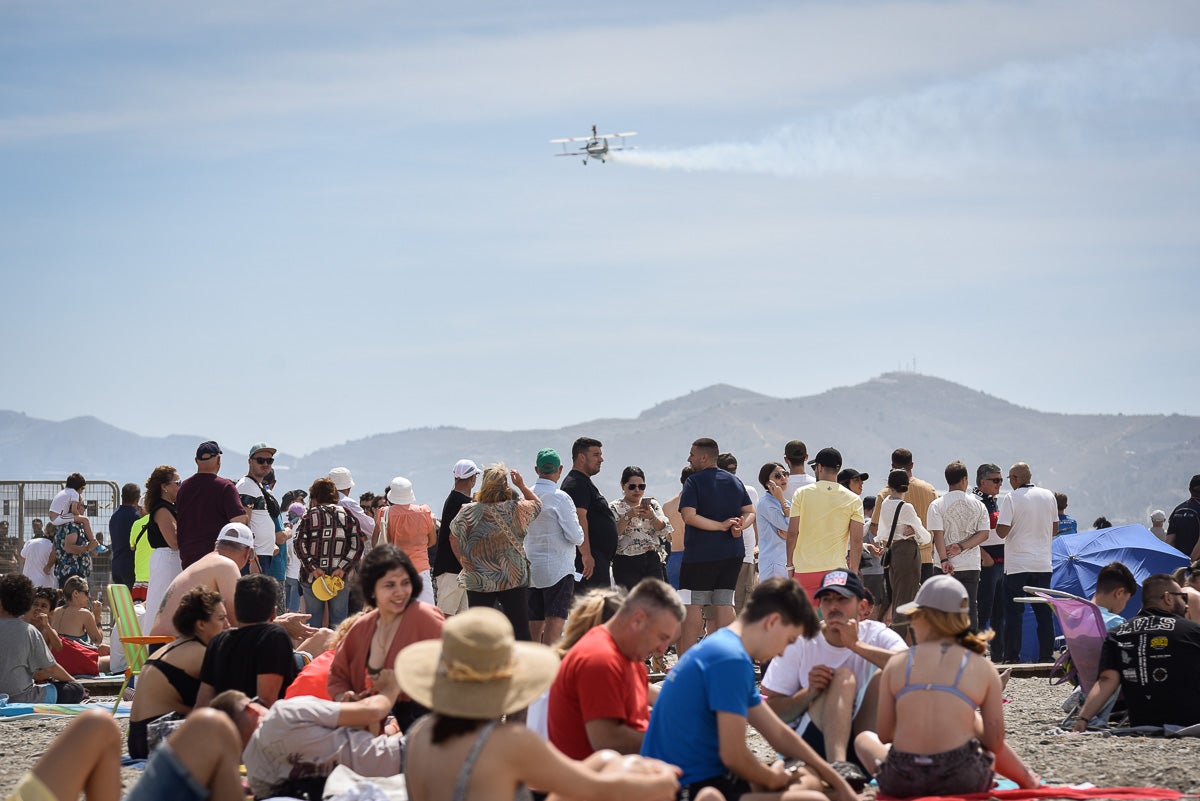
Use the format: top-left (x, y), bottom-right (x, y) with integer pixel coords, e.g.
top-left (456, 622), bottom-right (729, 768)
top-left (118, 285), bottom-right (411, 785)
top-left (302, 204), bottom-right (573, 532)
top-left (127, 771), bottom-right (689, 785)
top-left (328, 467), bottom-right (354, 491)
top-left (387, 476), bottom-right (416, 506)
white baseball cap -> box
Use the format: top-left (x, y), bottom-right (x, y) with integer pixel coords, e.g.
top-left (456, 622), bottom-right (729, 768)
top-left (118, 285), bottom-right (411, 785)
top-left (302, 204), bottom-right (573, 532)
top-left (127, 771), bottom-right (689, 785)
top-left (328, 467), bottom-right (354, 491)
top-left (216, 522), bottom-right (254, 549)
top-left (453, 459), bottom-right (481, 480)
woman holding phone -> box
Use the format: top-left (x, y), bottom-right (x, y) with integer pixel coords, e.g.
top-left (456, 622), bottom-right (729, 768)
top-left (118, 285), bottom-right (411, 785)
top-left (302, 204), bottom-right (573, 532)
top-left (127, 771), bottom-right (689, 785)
top-left (609, 467), bottom-right (671, 591)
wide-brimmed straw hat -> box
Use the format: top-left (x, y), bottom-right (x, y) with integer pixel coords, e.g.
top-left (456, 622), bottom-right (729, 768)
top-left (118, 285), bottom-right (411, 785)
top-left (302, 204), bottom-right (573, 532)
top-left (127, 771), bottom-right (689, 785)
top-left (311, 574), bottom-right (345, 602)
top-left (395, 607), bottom-right (559, 719)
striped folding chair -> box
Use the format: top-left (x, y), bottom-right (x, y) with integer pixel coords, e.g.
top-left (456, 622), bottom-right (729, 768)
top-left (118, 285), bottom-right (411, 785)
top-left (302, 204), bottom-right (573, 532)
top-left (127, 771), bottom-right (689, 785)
top-left (106, 583), bottom-right (173, 714)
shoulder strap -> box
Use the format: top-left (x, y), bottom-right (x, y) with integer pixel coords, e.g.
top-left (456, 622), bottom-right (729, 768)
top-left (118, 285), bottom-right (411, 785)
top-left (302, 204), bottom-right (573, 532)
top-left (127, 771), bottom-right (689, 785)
top-left (884, 500), bottom-right (905, 550)
top-left (453, 720), bottom-right (500, 801)
top-left (375, 506), bottom-right (389, 548)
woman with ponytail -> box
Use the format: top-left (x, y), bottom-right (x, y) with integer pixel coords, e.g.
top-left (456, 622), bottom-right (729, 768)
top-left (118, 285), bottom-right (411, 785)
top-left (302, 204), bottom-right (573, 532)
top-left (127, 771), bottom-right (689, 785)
top-left (855, 575), bottom-right (1040, 797)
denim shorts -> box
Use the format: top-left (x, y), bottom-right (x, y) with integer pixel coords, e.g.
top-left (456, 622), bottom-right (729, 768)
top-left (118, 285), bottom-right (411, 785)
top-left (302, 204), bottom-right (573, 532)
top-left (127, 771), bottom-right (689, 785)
top-left (876, 738), bottom-right (994, 798)
top-left (125, 743), bottom-right (209, 801)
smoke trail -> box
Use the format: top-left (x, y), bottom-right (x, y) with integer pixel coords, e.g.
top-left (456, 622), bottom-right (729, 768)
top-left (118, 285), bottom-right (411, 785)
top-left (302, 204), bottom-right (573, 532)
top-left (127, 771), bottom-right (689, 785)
top-left (614, 40), bottom-right (1200, 178)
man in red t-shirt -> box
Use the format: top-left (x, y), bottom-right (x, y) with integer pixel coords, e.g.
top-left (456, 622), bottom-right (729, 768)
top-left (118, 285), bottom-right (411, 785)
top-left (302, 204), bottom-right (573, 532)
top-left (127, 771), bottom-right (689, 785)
top-left (547, 578), bottom-right (683, 759)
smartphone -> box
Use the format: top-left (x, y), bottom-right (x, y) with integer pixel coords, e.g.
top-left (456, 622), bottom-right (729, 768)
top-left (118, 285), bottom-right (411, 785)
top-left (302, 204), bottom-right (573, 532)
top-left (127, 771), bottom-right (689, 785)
top-left (640, 497), bottom-right (653, 508)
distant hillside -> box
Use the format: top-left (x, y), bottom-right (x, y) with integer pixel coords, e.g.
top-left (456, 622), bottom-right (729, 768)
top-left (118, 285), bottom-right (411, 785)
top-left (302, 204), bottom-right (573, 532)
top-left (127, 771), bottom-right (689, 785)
top-left (2, 373), bottom-right (1197, 535)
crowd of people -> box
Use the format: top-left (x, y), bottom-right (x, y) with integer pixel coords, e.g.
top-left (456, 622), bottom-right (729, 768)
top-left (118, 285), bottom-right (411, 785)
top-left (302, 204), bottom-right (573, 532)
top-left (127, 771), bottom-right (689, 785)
top-left (2, 435), bottom-right (1200, 801)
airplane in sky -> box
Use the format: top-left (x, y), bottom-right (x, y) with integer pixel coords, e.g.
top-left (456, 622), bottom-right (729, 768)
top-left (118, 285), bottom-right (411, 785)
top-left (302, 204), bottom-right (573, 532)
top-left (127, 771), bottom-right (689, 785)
top-left (550, 125), bottom-right (637, 164)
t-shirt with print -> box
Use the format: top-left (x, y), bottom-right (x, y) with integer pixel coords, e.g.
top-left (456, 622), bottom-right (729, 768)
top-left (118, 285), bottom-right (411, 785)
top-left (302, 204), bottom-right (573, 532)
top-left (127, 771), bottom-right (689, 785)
top-left (679, 468), bottom-right (751, 563)
top-left (242, 696), bottom-right (403, 799)
top-left (761, 620), bottom-right (906, 736)
top-left (548, 626), bottom-right (648, 760)
top-left (926, 490), bottom-right (990, 572)
top-left (560, 470), bottom-right (618, 562)
top-left (48, 488), bottom-right (81, 525)
top-left (641, 627), bottom-right (760, 785)
top-left (1098, 609), bottom-right (1200, 727)
top-left (199, 623), bottom-right (297, 698)
top-left (236, 477), bottom-right (278, 556)
top-left (0, 618), bottom-right (56, 702)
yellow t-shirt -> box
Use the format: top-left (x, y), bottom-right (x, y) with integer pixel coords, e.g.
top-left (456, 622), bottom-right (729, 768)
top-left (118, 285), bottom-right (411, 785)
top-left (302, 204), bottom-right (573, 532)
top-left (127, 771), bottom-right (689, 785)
top-left (130, 514), bottom-right (152, 583)
top-left (788, 481), bottom-right (864, 572)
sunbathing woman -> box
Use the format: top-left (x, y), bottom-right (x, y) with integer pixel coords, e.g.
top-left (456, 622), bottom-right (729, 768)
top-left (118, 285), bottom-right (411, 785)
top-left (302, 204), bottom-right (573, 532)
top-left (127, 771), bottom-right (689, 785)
top-left (128, 587), bottom-right (229, 758)
top-left (26, 587), bottom-right (109, 676)
top-left (855, 575), bottom-right (1040, 797)
top-left (50, 576), bottom-right (109, 655)
top-left (399, 607), bottom-right (682, 801)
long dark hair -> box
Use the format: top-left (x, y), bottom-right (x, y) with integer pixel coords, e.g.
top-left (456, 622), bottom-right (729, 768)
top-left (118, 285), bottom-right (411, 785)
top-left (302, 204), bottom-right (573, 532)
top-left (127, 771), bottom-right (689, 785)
top-left (145, 465), bottom-right (177, 510)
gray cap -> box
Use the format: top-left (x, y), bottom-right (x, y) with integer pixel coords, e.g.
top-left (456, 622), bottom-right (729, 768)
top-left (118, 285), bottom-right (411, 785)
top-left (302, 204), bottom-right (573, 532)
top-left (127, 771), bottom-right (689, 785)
top-left (897, 574), bottom-right (969, 616)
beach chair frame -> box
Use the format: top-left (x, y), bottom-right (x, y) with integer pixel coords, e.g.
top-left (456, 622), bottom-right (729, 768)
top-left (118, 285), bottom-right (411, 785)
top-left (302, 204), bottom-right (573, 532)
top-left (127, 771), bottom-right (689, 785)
top-left (106, 583), bottom-right (173, 714)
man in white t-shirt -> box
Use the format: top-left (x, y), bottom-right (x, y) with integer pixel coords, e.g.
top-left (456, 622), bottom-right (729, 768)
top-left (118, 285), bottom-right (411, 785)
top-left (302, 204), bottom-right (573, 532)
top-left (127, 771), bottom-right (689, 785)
top-left (20, 530), bottom-right (57, 589)
top-left (996, 462), bottom-right (1058, 664)
top-left (212, 668), bottom-right (405, 800)
top-left (236, 442), bottom-right (284, 574)
top-left (762, 570), bottom-right (906, 778)
top-left (784, 440), bottom-right (816, 500)
top-left (927, 460), bottom-right (991, 631)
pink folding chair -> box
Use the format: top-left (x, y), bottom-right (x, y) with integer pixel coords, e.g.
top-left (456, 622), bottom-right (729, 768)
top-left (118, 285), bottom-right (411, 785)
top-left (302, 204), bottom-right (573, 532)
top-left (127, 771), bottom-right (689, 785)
top-left (1017, 586), bottom-right (1118, 726)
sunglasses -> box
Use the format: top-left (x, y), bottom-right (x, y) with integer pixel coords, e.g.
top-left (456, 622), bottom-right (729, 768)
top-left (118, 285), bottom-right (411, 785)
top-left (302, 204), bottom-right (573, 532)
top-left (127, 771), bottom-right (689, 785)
top-left (985, 478), bottom-right (1003, 483)
top-left (1166, 591), bottom-right (1187, 599)
top-left (253, 457), bottom-right (275, 465)
top-left (627, 483), bottom-right (646, 490)
top-left (170, 479), bottom-right (182, 485)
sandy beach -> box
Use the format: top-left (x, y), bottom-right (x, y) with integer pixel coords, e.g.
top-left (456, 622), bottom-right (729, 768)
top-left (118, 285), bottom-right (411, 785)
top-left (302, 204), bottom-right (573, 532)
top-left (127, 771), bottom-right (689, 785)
top-left (2, 678), bottom-right (1198, 799)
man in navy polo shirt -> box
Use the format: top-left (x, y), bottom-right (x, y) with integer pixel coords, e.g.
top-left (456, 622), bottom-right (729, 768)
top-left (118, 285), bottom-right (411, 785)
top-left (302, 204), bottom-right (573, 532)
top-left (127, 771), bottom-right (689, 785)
top-left (677, 437), bottom-right (755, 655)
top-left (1167, 474), bottom-right (1200, 560)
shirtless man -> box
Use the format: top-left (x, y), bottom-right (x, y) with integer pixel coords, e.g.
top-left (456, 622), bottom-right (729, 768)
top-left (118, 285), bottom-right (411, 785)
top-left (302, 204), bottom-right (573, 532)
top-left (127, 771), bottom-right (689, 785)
top-left (150, 523), bottom-right (254, 634)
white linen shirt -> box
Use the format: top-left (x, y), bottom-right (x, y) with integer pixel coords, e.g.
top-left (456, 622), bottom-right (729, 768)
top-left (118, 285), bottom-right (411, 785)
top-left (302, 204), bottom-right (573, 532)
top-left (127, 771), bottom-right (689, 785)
top-left (525, 477), bottom-right (586, 588)
top-left (338, 493), bottom-right (375, 539)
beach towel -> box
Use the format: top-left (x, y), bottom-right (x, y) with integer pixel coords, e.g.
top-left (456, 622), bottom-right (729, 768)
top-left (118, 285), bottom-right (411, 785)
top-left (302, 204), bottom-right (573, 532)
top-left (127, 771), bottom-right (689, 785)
top-left (878, 784), bottom-right (1181, 801)
top-left (0, 701), bottom-right (132, 719)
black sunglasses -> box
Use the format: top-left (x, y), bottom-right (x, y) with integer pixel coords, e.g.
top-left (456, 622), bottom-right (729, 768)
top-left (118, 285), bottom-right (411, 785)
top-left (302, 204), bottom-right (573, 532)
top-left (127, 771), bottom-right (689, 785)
top-left (627, 483), bottom-right (646, 490)
top-left (253, 457), bottom-right (275, 465)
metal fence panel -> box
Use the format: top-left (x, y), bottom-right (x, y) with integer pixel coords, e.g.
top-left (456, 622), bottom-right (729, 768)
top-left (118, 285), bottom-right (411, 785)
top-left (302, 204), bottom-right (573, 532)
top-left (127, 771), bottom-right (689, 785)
top-left (1, 480), bottom-right (119, 626)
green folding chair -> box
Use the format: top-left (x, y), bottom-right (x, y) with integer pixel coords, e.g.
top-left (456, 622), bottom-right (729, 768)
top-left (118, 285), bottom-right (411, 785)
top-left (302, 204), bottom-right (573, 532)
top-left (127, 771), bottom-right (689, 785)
top-left (106, 583), bottom-right (173, 714)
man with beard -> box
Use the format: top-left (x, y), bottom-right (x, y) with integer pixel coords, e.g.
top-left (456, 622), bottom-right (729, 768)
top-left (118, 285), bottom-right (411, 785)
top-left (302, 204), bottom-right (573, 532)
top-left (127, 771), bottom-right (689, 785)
top-left (561, 437), bottom-right (618, 592)
top-left (761, 570), bottom-right (906, 785)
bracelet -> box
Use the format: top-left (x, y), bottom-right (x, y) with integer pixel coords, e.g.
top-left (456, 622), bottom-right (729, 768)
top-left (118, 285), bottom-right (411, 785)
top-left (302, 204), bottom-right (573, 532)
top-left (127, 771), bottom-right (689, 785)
top-left (785, 564), bottom-right (794, 569)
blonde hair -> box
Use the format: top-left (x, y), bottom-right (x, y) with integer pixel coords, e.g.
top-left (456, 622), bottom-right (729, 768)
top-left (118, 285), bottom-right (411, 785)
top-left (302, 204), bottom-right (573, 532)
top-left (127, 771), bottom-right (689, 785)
top-left (1173, 562), bottom-right (1200, 588)
top-left (909, 607), bottom-right (992, 655)
top-left (326, 611), bottom-right (364, 652)
top-left (557, 588), bottom-right (625, 656)
top-left (476, 464), bottom-right (512, 504)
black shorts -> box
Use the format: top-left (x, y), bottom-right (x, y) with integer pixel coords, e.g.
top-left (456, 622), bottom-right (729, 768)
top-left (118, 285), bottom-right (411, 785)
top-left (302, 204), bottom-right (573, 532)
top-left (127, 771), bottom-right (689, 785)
top-left (679, 556), bottom-right (742, 606)
top-left (679, 771), bottom-right (751, 801)
top-left (528, 574), bottom-right (576, 621)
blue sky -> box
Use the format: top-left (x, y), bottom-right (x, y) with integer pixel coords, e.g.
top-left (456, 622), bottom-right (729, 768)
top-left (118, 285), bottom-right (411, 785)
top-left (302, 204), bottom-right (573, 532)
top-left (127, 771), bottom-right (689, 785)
top-left (3, 1), bottom-right (1199, 454)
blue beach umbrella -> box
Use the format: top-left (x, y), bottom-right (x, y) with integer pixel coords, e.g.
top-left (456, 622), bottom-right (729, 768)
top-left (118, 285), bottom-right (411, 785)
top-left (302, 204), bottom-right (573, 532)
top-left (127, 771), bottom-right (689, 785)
top-left (1051, 524), bottom-right (1189, 617)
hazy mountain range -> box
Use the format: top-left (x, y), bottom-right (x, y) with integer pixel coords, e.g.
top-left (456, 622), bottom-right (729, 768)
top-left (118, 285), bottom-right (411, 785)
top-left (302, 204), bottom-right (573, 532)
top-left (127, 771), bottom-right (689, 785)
top-left (2, 373), bottom-right (1197, 535)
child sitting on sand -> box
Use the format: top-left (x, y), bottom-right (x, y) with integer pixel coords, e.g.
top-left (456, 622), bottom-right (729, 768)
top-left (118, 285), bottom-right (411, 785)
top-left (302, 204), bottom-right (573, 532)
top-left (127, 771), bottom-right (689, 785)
top-left (855, 575), bottom-right (1040, 797)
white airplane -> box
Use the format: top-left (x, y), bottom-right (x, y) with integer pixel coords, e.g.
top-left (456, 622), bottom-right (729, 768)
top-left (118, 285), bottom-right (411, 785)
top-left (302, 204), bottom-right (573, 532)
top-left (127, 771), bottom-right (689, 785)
top-left (550, 125), bottom-right (637, 164)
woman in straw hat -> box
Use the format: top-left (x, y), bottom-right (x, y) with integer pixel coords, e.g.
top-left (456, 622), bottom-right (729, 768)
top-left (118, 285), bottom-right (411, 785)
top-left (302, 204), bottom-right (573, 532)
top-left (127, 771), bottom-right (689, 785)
top-left (854, 575), bottom-right (1040, 797)
top-left (398, 607), bottom-right (683, 801)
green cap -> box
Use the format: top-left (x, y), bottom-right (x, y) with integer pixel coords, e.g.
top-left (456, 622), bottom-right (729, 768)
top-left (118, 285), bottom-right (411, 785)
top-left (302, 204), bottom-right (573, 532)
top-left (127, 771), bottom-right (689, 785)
top-left (536, 448), bottom-right (562, 473)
